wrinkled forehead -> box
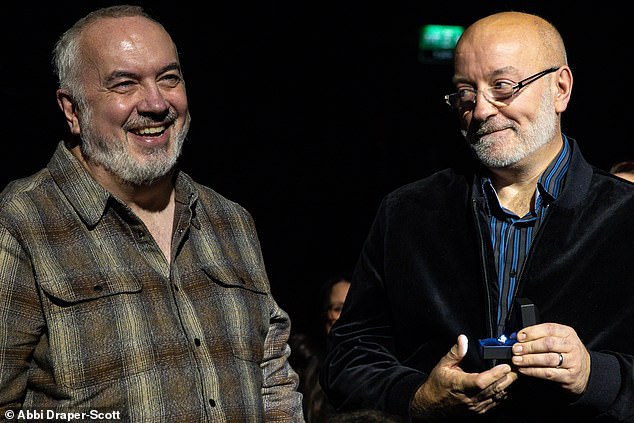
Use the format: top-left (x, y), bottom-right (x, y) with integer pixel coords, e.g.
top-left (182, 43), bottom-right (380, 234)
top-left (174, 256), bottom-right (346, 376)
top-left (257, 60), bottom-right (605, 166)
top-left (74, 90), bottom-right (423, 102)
top-left (80, 16), bottom-right (179, 70)
top-left (453, 23), bottom-right (543, 78)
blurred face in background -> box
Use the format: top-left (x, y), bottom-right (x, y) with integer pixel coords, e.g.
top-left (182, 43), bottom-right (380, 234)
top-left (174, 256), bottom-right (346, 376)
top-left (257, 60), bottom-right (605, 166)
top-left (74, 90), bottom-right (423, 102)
top-left (325, 280), bottom-right (351, 333)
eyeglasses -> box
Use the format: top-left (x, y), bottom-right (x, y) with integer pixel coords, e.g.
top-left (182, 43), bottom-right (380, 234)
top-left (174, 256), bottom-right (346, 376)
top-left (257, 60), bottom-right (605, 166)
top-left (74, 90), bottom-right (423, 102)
top-left (444, 66), bottom-right (560, 110)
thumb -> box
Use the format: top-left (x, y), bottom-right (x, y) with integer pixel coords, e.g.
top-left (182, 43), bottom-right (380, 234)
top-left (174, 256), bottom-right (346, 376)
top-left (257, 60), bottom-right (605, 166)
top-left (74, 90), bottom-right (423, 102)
top-left (443, 334), bottom-right (469, 366)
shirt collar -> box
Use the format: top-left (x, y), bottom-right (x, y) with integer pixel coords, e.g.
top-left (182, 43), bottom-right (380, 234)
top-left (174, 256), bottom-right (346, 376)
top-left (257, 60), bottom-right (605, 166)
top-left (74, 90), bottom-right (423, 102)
top-left (48, 141), bottom-right (198, 228)
top-left (480, 135), bottom-right (572, 213)
top-left (536, 134), bottom-right (571, 204)
top-left (48, 142), bottom-right (110, 228)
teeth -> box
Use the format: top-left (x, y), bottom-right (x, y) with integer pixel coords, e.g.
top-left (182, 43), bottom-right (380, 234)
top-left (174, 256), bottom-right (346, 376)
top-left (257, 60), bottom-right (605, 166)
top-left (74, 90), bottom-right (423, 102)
top-left (136, 126), bottom-right (164, 135)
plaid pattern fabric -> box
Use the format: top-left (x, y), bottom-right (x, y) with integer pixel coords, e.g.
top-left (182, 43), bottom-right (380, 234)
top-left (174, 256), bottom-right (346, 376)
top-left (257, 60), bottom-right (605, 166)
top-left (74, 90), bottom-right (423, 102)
top-left (0, 142), bottom-right (303, 422)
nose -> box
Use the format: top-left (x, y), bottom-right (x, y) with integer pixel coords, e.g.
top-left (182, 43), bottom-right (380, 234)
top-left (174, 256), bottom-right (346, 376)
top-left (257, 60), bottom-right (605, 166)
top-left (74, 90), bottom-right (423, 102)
top-left (471, 90), bottom-right (499, 121)
top-left (138, 83), bottom-right (170, 115)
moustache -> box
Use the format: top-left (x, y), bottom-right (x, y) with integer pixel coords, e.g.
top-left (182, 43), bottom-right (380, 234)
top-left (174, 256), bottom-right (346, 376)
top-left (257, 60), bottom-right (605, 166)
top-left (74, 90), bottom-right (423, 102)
top-left (123, 109), bottom-right (179, 131)
top-left (467, 121), bottom-right (516, 140)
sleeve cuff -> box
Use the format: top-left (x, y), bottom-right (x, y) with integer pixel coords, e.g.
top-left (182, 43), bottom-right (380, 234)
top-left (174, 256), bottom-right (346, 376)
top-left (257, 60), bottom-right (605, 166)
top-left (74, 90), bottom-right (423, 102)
top-left (385, 372), bottom-right (427, 419)
top-left (570, 351), bottom-right (620, 412)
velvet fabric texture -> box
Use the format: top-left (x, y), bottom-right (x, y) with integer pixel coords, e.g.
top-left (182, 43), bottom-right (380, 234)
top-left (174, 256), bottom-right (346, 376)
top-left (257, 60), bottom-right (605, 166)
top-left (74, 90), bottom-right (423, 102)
top-left (321, 138), bottom-right (634, 422)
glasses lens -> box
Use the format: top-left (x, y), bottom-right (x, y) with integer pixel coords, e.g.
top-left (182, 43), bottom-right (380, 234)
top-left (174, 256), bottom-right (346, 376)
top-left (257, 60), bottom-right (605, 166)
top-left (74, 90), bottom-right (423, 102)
top-left (488, 85), bottom-right (514, 101)
top-left (446, 89), bottom-right (476, 109)
top-left (447, 67), bottom-right (559, 109)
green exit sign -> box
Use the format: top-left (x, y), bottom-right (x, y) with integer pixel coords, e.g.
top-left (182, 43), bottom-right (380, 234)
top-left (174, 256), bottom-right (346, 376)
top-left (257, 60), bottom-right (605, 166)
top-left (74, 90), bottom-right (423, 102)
top-left (418, 24), bottom-right (464, 63)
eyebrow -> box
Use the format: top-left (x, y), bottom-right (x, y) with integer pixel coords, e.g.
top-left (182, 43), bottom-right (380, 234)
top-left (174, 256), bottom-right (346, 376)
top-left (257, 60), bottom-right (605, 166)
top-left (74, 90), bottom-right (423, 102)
top-left (104, 62), bottom-right (182, 83)
top-left (452, 66), bottom-right (518, 85)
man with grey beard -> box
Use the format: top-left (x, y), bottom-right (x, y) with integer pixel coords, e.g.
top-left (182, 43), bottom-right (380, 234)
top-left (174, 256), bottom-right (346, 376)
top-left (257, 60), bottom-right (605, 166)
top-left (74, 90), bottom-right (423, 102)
top-left (0, 5), bottom-right (303, 422)
top-left (321, 11), bottom-right (634, 422)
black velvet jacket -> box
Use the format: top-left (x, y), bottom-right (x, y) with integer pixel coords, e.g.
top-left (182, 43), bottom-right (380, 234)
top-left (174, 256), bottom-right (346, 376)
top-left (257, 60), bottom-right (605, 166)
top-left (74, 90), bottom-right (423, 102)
top-left (321, 138), bottom-right (634, 422)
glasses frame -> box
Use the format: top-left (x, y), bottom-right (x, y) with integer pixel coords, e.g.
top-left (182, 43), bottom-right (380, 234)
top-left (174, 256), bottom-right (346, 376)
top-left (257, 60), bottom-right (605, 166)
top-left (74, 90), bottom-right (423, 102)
top-left (444, 66), bottom-right (560, 110)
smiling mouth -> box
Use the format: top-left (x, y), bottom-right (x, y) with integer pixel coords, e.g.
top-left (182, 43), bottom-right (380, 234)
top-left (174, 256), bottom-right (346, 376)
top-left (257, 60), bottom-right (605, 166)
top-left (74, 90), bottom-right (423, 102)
top-left (131, 125), bottom-right (166, 136)
top-left (477, 127), bottom-right (507, 137)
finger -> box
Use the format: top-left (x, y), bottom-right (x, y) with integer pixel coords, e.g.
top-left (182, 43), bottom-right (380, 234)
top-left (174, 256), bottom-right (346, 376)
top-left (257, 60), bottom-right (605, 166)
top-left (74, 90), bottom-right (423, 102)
top-left (516, 322), bottom-right (569, 343)
top-left (512, 352), bottom-right (570, 382)
top-left (478, 399), bottom-right (502, 414)
top-left (469, 389), bottom-right (508, 414)
top-left (513, 364), bottom-right (569, 383)
top-left (472, 371), bottom-right (515, 402)
top-left (513, 333), bottom-right (565, 356)
top-left (468, 397), bottom-right (493, 413)
top-left (439, 334), bottom-right (468, 367)
top-left (458, 365), bottom-right (515, 405)
top-left (457, 334), bottom-right (468, 357)
top-left (512, 350), bottom-right (563, 368)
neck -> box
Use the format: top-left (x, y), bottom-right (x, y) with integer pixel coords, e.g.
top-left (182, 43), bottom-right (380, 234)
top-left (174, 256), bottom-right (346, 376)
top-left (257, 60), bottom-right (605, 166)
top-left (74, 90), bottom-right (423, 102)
top-left (488, 170), bottom-right (540, 216)
top-left (70, 145), bottom-right (175, 212)
top-left (70, 145), bottom-right (177, 261)
top-left (487, 138), bottom-right (563, 216)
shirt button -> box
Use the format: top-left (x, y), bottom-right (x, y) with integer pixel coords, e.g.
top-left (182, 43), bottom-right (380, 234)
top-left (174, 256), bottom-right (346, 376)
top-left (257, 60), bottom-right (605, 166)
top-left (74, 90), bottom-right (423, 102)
top-left (94, 285), bottom-right (103, 292)
top-left (509, 270), bottom-right (517, 278)
top-left (209, 399), bottom-right (216, 407)
top-left (194, 338), bottom-right (201, 347)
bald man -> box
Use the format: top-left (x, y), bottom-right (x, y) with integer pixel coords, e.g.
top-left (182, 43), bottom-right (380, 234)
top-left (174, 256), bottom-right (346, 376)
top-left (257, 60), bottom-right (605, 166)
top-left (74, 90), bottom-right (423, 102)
top-left (321, 12), bottom-right (634, 422)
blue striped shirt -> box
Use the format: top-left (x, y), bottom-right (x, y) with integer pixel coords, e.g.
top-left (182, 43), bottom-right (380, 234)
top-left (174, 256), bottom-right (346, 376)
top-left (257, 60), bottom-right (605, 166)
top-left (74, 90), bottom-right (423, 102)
top-left (481, 136), bottom-right (571, 336)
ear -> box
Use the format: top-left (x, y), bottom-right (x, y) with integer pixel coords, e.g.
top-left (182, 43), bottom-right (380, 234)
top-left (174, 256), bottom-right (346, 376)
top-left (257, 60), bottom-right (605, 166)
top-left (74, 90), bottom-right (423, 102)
top-left (554, 66), bottom-right (572, 113)
top-left (56, 89), bottom-right (81, 135)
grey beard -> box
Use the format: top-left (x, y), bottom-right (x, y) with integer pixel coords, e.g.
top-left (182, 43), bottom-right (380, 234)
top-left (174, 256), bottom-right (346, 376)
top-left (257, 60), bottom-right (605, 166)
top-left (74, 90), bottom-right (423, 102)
top-left (78, 109), bottom-right (190, 186)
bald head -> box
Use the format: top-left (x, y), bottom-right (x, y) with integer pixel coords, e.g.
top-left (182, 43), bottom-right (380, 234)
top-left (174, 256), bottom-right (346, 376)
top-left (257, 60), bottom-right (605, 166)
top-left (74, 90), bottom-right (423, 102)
top-left (455, 12), bottom-right (567, 71)
top-left (53, 5), bottom-right (178, 100)
top-left (449, 11), bottom-right (574, 172)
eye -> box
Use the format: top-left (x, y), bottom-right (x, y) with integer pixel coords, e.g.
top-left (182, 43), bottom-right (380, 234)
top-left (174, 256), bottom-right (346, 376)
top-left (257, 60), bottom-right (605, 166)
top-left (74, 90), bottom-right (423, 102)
top-left (110, 80), bottom-right (137, 93)
top-left (328, 303), bottom-right (344, 314)
top-left (457, 87), bottom-right (475, 99)
top-left (490, 80), bottom-right (515, 95)
top-left (159, 73), bottom-right (182, 88)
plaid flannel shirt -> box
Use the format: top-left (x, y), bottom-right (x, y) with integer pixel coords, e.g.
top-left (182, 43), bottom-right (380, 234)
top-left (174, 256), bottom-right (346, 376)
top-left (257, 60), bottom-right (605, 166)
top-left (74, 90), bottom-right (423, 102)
top-left (0, 142), bottom-right (304, 422)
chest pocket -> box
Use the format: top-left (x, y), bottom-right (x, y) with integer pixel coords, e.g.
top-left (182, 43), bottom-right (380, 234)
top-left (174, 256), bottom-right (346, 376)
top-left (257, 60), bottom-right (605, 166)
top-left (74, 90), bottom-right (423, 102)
top-left (36, 268), bottom-right (153, 390)
top-left (39, 267), bottom-right (143, 306)
top-left (200, 264), bottom-right (269, 294)
top-left (200, 264), bottom-right (270, 363)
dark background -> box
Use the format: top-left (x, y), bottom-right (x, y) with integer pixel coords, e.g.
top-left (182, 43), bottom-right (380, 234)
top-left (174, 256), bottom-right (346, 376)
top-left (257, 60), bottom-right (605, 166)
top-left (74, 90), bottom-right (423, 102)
top-left (2, 1), bottom-right (632, 340)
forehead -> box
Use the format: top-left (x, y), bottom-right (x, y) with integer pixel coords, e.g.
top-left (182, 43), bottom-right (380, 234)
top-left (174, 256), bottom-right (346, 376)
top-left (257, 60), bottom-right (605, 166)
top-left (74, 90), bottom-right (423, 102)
top-left (330, 281), bottom-right (350, 299)
top-left (80, 16), bottom-right (179, 74)
top-left (453, 24), bottom-right (541, 80)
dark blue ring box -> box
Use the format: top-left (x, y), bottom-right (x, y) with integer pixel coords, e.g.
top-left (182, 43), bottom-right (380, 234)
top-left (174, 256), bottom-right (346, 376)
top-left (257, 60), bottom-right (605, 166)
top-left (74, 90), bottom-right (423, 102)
top-left (479, 298), bottom-right (538, 360)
